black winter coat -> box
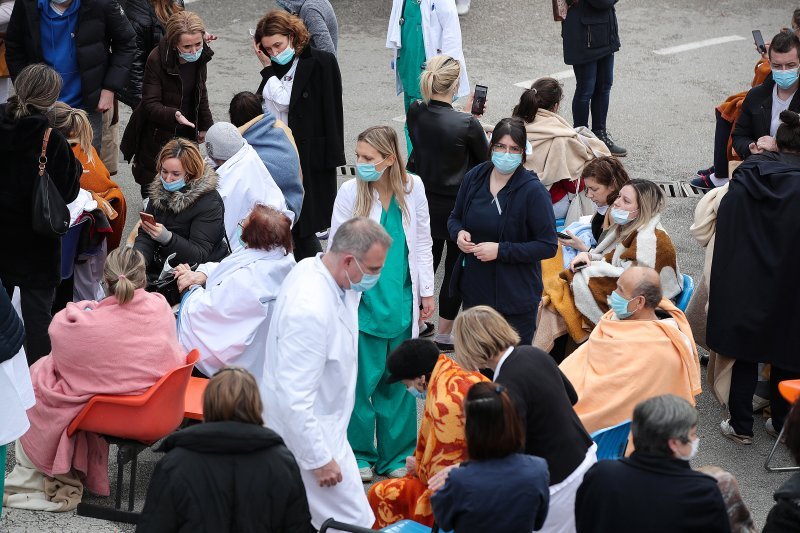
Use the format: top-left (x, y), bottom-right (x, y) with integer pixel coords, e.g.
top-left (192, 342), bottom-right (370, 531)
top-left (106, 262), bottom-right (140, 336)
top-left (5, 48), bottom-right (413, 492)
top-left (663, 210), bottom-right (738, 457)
top-left (256, 45), bottom-right (344, 237)
top-left (575, 453), bottom-right (731, 533)
top-left (0, 279), bottom-right (25, 364)
top-left (448, 162), bottom-right (557, 315)
top-left (117, 0), bottom-right (184, 109)
top-left (136, 421), bottom-right (315, 533)
top-left (707, 152), bottom-right (800, 371)
top-left (731, 77), bottom-right (800, 159)
top-left (0, 109), bottom-right (80, 289)
top-left (134, 166), bottom-right (227, 278)
top-left (406, 99), bottom-right (488, 196)
top-left (5, 0), bottom-right (136, 111)
top-left (764, 473), bottom-right (800, 533)
top-left (493, 346), bottom-right (593, 485)
top-left (561, 0), bottom-right (620, 66)
top-left (121, 38), bottom-right (213, 186)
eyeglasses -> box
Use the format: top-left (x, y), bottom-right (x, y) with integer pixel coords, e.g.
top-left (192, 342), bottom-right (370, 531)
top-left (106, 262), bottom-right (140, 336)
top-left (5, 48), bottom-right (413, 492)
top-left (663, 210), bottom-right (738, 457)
top-left (492, 143), bottom-right (523, 155)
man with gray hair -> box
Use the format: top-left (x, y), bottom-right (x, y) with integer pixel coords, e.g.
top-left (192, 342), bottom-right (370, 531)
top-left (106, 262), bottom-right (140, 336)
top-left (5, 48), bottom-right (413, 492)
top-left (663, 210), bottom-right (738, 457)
top-left (260, 217), bottom-right (391, 529)
top-left (560, 266), bottom-right (702, 435)
top-left (575, 395), bottom-right (731, 533)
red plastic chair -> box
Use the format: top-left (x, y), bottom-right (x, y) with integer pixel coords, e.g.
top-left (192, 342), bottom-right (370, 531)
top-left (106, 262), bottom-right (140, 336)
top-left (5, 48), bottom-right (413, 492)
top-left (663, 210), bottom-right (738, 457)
top-left (764, 379), bottom-right (800, 472)
top-left (183, 376), bottom-right (209, 421)
top-left (66, 349), bottom-right (199, 523)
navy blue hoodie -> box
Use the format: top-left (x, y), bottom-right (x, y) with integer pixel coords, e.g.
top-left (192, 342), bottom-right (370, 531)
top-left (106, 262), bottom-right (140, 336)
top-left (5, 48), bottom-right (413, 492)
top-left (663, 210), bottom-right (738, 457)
top-left (39, 0), bottom-right (82, 107)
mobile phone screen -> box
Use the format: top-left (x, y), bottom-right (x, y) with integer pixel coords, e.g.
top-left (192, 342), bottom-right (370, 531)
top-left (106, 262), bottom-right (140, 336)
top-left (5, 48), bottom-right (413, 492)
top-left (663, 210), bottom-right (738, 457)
top-left (752, 30), bottom-right (766, 54)
top-left (471, 84), bottom-right (488, 115)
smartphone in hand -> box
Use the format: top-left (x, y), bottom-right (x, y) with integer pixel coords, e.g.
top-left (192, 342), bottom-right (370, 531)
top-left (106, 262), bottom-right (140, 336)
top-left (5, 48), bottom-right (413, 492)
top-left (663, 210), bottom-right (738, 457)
top-left (573, 261), bottom-right (589, 271)
top-left (471, 84), bottom-right (488, 115)
top-left (140, 212), bottom-right (156, 225)
top-left (556, 231), bottom-right (571, 240)
top-left (753, 30), bottom-right (766, 54)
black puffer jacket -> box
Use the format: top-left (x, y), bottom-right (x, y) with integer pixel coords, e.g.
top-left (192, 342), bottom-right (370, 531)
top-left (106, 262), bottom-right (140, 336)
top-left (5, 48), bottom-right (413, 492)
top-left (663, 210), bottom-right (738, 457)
top-left (561, 0), bottom-right (620, 66)
top-left (5, 0), bottom-right (136, 111)
top-left (134, 166), bottom-right (227, 277)
top-left (0, 279), bottom-right (25, 364)
top-left (406, 99), bottom-right (489, 196)
top-left (136, 421), bottom-right (315, 533)
top-left (117, 0), bottom-right (184, 109)
top-left (0, 109), bottom-right (80, 289)
top-left (764, 473), bottom-right (800, 533)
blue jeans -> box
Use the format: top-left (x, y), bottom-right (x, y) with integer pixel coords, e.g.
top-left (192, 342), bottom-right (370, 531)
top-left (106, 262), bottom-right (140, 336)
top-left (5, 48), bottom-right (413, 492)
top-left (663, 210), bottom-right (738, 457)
top-left (571, 54), bottom-right (615, 130)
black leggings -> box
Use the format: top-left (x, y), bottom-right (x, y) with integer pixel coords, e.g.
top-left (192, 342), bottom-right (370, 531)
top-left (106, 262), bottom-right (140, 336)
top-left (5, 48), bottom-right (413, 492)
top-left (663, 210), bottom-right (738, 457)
top-left (713, 109), bottom-right (734, 179)
top-left (431, 238), bottom-right (462, 321)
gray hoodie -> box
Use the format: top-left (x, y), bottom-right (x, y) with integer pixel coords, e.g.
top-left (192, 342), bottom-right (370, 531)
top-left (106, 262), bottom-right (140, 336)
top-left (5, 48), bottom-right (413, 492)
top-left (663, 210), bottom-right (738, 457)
top-left (277, 0), bottom-right (338, 55)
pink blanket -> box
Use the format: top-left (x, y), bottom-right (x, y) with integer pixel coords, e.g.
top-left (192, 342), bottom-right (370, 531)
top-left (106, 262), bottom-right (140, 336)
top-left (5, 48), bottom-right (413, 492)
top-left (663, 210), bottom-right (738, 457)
top-left (20, 289), bottom-right (185, 496)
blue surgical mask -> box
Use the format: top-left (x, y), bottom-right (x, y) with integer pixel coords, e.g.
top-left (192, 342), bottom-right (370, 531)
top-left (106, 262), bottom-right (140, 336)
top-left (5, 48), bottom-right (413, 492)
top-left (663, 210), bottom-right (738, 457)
top-left (161, 176), bottom-right (186, 192)
top-left (355, 158), bottom-right (387, 182)
top-left (608, 290), bottom-right (638, 320)
top-left (774, 68), bottom-right (800, 90)
top-left (270, 45), bottom-right (295, 66)
top-left (406, 385), bottom-right (427, 401)
top-left (610, 207), bottom-right (637, 225)
top-left (345, 257), bottom-right (381, 292)
top-left (234, 224), bottom-right (246, 249)
top-left (491, 151), bottom-right (522, 174)
top-left (179, 49), bottom-right (202, 63)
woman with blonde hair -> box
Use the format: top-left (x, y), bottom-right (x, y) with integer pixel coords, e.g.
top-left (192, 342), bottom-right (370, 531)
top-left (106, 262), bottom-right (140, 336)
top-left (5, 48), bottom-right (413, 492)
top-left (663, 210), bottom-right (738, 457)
top-left (0, 63), bottom-right (80, 364)
top-left (138, 367), bottom-right (314, 531)
top-left (253, 9), bottom-right (343, 261)
top-left (121, 10), bottom-right (213, 198)
top-left (134, 138), bottom-right (226, 280)
top-left (450, 305), bottom-right (596, 533)
top-left (406, 55), bottom-right (488, 349)
top-left (3, 247), bottom-right (185, 511)
top-left (330, 125), bottom-right (434, 482)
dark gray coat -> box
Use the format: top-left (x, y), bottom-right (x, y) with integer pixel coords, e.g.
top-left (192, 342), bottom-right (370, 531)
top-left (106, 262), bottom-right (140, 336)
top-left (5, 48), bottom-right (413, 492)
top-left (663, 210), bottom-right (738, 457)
top-left (561, 0), bottom-right (620, 66)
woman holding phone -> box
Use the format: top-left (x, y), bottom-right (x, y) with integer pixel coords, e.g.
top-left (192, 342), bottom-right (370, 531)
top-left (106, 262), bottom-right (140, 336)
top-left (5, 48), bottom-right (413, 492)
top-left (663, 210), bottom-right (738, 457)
top-left (253, 9), bottom-right (344, 261)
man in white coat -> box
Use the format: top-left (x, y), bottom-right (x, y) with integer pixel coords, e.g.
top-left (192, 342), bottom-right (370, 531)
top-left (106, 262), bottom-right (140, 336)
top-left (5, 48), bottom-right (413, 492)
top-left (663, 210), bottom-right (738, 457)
top-left (205, 122), bottom-right (292, 251)
top-left (261, 217), bottom-right (392, 529)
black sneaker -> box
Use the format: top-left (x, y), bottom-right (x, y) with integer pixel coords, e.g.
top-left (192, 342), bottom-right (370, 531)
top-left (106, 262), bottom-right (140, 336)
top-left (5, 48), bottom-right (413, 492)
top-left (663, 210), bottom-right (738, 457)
top-left (696, 165), bottom-right (715, 178)
top-left (690, 174), bottom-right (719, 191)
top-left (435, 340), bottom-right (454, 352)
top-left (419, 321), bottom-right (435, 337)
top-left (593, 129), bottom-right (627, 157)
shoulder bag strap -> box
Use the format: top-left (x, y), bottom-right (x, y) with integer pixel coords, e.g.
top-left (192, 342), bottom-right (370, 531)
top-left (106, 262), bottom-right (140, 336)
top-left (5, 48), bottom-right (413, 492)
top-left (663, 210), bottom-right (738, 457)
top-left (39, 127), bottom-right (51, 177)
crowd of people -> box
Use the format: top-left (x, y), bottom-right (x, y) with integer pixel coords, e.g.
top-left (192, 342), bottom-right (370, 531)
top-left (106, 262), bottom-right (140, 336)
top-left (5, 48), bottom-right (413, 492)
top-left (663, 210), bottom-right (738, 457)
top-left (0, 0), bottom-right (799, 532)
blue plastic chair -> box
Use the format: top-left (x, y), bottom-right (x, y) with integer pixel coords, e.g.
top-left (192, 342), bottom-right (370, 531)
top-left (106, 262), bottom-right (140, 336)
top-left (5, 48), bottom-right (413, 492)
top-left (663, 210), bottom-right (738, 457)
top-left (60, 219), bottom-right (89, 280)
top-left (672, 273), bottom-right (694, 312)
top-left (590, 420), bottom-right (631, 460)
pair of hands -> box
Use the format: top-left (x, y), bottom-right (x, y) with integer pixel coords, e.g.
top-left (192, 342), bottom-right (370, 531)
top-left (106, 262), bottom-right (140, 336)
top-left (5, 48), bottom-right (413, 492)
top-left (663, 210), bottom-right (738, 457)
top-left (557, 230), bottom-right (590, 252)
top-left (457, 230), bottom-right (499, 262)
top-left (749, 135), bottom-right (778, 155)
top-left (173, 263), bottom-right (207, 292)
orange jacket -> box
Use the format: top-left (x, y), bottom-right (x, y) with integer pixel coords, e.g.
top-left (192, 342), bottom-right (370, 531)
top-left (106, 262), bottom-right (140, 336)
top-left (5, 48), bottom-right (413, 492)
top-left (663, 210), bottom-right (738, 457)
top-left (72, 144), bottom-right (127, 250)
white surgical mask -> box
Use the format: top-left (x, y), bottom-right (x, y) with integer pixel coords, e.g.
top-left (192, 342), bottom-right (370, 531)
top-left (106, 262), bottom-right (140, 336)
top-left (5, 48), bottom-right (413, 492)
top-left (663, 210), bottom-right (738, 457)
top-left (677, 437), bottom-right (699, 461)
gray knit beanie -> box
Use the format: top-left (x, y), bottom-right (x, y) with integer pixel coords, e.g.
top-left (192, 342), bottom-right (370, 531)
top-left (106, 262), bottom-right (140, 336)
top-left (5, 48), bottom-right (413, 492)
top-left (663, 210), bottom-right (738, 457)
top-left (205, 122), bottom-right (246, 162)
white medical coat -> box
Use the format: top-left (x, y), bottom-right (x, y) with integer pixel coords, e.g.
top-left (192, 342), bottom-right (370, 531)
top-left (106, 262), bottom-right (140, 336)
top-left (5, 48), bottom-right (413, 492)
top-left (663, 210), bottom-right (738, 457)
top-left (0, 347), bottom-right (34, 446)
top-left (261, 255), bottom-right (374, 528)
top-left (177, 247), bottom-right (295, 381)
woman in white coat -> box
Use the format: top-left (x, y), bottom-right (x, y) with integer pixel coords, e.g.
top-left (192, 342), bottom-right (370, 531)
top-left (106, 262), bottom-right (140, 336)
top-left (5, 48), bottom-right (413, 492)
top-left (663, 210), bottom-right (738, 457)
top-left (330, 125), bottom-right (434, 482)
top-left (173, 204), bottom-right (296, 381)
top-left (386, 0), bottom-right (468, 152)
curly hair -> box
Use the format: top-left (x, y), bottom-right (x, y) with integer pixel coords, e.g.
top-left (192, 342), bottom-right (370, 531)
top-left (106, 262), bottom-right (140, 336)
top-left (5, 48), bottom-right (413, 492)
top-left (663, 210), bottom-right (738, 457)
top-left (254, 10), bottom-right (310, 55)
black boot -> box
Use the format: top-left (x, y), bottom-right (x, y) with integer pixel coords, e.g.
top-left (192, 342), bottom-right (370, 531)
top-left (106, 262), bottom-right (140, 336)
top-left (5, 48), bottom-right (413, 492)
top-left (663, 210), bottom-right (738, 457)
top-left (593, 129), bottom-right (627, 157)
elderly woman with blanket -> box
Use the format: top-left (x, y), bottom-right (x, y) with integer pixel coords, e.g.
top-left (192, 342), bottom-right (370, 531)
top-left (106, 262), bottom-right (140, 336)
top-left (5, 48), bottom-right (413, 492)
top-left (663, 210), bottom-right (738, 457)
top-left (174, 205), bottom-right (296, 380)
top-left (3, 248), bottom-right (185, 511)
top-left (534, 179), bottom-right (682, 354)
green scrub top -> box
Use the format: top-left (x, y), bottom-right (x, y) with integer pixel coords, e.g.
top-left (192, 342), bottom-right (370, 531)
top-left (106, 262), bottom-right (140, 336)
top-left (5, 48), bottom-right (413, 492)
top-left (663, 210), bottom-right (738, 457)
top-left (397, 0), bottom-right (426, 100)
top-left (359, 196), bottom-right (413, 338)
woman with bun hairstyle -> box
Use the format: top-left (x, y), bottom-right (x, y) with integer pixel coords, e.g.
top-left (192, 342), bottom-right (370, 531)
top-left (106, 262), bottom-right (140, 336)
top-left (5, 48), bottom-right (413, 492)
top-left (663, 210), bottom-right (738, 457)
top-left (3, 247), bottom-right (185, 509)
top-left (406, 55), bottom-right (488, 349)
top-left (488, 77), bottom-right (610, 220)
top-left (253, 9), bottom-right (344, 261)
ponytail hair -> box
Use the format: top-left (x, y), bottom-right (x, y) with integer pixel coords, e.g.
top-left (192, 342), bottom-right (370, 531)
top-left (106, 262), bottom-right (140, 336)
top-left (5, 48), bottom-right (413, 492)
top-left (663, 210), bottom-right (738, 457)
top-left (103, 248), bottom-right (147, 305)
top-left (512, 77), bottom-right (563, 124)
top-left (47, 102), bottom-right (95, 163)
top-left (419, 55), bottom-right (461, 103)
top-left (777, 110), bottom-right (800, 153)
top-left (7, 64), bottom-right (62, 121)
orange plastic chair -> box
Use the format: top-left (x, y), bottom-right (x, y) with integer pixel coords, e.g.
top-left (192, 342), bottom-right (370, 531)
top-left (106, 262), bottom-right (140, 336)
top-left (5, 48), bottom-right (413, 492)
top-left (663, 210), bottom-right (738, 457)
top-left (66, 349), bottom-right (199, 523)
top-left (764, 379), bottom-right (800, 472)
top-left (183, 376), bottom-right (209, 421)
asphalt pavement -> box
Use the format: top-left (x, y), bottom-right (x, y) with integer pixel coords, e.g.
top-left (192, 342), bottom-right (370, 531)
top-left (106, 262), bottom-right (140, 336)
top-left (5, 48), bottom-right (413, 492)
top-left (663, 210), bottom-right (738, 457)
top-left (2, 0), bottom-right (795, 530)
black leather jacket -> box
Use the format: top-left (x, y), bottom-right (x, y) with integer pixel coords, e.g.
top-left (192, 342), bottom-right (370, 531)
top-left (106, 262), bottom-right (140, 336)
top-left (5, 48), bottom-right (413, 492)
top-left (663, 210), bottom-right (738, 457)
top-left (406, 100), bottom-right (489, 196)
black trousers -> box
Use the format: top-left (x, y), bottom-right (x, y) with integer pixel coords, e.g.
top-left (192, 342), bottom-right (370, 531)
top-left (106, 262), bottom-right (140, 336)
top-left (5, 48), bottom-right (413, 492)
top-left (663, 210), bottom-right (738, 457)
top-left (292, 229), bottom-right (323, 262)
top-left (3, 281), bottom-right (56, 366)
top-left (713, 109), bottom-right (734, 179)
top-left (431, 238), bottom-right (462, 321)
top-left (729, 359), bottom-right (800, 435)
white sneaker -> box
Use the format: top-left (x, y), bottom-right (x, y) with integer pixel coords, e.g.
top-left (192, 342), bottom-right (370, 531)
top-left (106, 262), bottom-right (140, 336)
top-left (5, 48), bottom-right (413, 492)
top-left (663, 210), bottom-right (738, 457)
top-left (387, 467), bottom-right (408, 479)
top-left (455, 0), bottom-right (470, 15)
top-left (719, 419), bottom-right (753, 445)
top-left (359, 466), bottom-right (374, 483)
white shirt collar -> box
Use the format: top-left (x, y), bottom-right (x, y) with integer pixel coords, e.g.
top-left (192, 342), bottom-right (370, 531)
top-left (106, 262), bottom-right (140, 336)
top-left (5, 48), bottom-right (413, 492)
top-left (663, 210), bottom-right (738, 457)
top-left (493, 346), bottom-right (515, 380)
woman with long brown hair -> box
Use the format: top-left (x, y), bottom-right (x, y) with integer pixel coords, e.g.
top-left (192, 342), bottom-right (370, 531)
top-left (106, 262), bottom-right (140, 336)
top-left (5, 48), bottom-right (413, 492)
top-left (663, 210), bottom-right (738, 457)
top-left (329, 125), bottom-right (434, 482)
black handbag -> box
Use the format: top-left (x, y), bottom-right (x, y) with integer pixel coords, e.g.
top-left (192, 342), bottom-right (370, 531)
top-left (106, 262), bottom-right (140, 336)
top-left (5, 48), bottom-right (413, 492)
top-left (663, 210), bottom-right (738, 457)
top-left (31, 128), bottom-right (70, 237)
